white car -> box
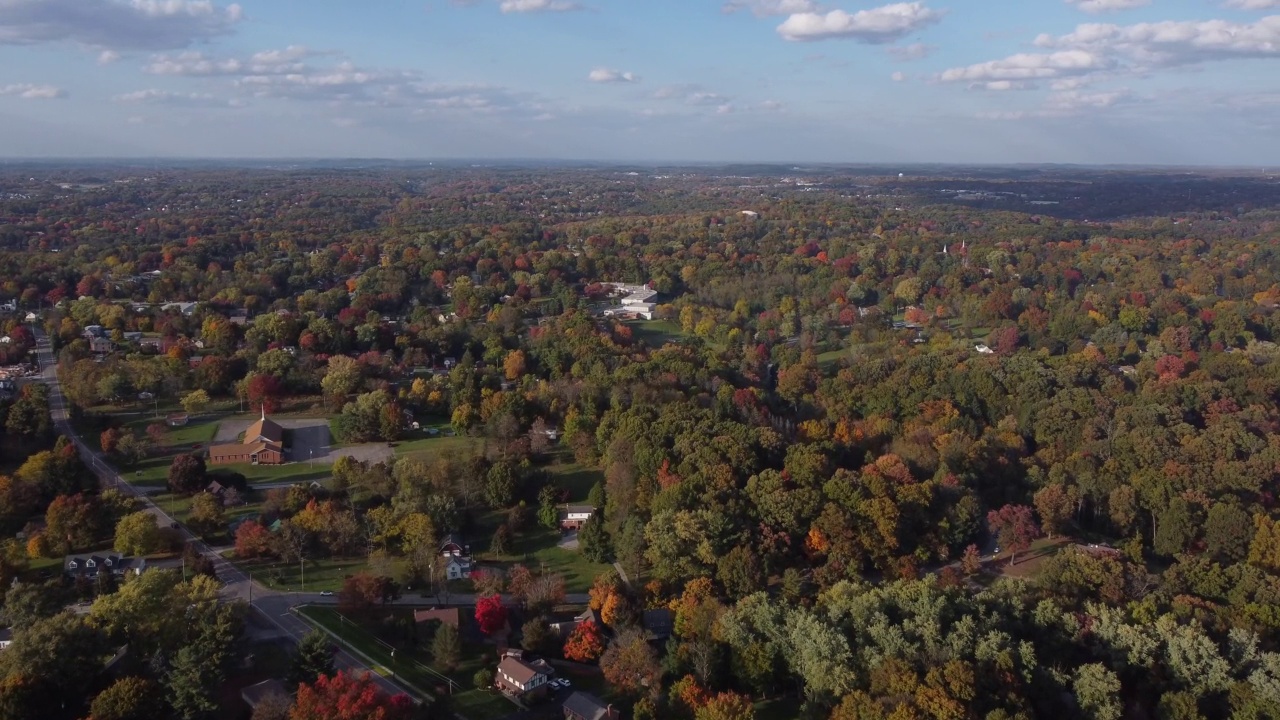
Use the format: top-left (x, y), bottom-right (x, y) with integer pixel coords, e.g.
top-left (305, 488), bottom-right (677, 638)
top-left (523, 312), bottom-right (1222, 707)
top-left (319, 591), bottom-right (334, 596)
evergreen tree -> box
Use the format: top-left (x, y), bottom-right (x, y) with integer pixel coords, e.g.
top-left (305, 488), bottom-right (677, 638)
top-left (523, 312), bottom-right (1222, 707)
top-left (288, 630), bottom-right (335, 689)
top-left (580, 513), bottom-right (612, 563)
top-left (431, 623), bottom-right (461, 672)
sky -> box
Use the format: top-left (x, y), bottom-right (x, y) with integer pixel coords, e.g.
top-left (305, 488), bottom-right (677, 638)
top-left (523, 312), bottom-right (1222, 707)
top-left (1, 0), bottom-right (1279, 164)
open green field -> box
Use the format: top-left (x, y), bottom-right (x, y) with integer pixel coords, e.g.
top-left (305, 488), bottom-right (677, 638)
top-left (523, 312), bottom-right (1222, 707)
top-left (469, 509), bottom-right (610, 591)
top-left (549, 461), bottom-right (603, 504)
top-left (297, 605), bottom-right (511, 719)
top-left (626, 318), bottom-right (685, 347)
top-left (224, 554), bottom-right (381, 592)
top-left (390, 432), bottom-right (483, 461)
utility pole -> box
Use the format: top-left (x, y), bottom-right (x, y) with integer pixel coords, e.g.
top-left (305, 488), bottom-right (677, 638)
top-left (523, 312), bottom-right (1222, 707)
top-left (301, 557), bottom-right (305, 592)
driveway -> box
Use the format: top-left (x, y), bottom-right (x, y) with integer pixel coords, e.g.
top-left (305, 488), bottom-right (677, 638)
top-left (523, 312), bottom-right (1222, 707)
top-left (214, 417), bottom-right (393, 466)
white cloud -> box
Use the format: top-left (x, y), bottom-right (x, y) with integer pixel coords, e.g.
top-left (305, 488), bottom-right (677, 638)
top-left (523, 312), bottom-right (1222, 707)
top-left (499, 0), bottom-right (581, 13)
top-left (588, 67), bottom-right (639, 83)
top-left (970, 80), bottom-right (1036, 91)
top-left (0, 0), bottom-right (242, 50)
top-left (1046, 88), bottom-right (1131, 109)
top-left (1065, 0), bottom-right (1150, 13)
top-left (887, 42), bottom-right (934, 60)
top-left (144, 50), bottom-right (242, 75)
top-left (0, 83), bottom-right (65, 98)
top-left (97, 49), bottom-right (120, 64)
top-left (776, 2), bottom-right (942, 43)
top-left (759, 99), bottom-right (784, 111)
top-left (1036, 17), bottom-right (1280, 66)
top-left (891, 71), bottom-right (906, 81)
top-left (939, 50), bottom-right (1111, 85)
top-left (722, 0), bottom-right (817, 17)
top-left (1223, 0), bottom-right (1280, 8)
top-left (112, 88), bottom-right (237, 106)
top-left (144, 46), bottom-right (324, 76)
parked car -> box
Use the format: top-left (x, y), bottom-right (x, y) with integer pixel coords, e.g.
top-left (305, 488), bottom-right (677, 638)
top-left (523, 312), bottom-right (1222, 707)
top-left (319, 591), bottom-right (333, 596)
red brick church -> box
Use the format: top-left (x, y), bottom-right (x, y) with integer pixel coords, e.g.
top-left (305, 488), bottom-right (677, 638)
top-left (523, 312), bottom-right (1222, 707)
top-left (208, 408), bottom-right (284, 465)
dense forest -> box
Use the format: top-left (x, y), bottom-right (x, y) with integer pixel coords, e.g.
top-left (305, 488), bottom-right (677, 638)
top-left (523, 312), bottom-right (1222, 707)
top-left (0, 164), bottom-right (1278, 719)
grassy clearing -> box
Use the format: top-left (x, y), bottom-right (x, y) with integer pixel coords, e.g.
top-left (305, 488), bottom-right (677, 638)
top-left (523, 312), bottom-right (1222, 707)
top-left (995, 536), bottom-right (1071, 579)
top-left (227, 555), bottom-right (382, 592)
top-left (390, 432), bottom-right (483, 461)
top-left (626, 318), bottom-right (685, 347)
top-left (548, 461), bottom-right (603, 504)
top-left (469, 510), bottom-right (610, 592)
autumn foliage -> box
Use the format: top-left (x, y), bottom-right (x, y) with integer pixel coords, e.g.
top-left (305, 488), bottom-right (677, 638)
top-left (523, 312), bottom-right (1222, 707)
top-left (563, 620), bottom-right (605, 663)
top-left (474, 594), bottom-right (507, 636)
top-left (289, 671), bottom-right (413, 720)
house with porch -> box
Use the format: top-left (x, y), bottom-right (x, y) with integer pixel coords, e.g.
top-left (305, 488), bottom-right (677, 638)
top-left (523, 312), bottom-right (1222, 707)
top-left (495, 652), bottom-right (554, 699)
top-left (64, 553), bottom-right (143, 580)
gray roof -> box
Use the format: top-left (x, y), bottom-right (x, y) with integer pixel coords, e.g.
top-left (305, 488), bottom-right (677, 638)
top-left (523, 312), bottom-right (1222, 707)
top-left (241, 678), bottom-right (289, 709)
top-left (564, 691), bottom-right (612, 720)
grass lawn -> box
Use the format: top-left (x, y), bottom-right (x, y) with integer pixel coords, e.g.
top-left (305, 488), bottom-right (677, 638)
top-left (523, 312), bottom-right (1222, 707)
top-left (296, 605), bottom-right (511, 719)
top-left (469, 510), bottom-right (610, 592)
top-left (626, 318), bottom-right (685, 347)
top-left (225, 554), bottom-right (383, 592)
top-left (816, 348), bottom-right (846, 367)
top-left (391, 432), bottom-right (483, 461)
top-left (548, 461), bottom-right (603, 504)
top-left (994, 536), bottom-right (1072, 579)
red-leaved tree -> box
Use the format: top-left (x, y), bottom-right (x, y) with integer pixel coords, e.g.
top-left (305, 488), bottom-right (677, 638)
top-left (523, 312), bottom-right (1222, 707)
top-left (234, 519), bottom-right (273, 559)
top-left (987, 504), bottom-right (1039, 566)
top-left (563, 620), bottom-right (605, 663)
top-left (289, 671), bottom-right (413, 720)
top-left (475, 594), bottom-right (507, 636)
top-left (246, 373), bottom-right (284, 414)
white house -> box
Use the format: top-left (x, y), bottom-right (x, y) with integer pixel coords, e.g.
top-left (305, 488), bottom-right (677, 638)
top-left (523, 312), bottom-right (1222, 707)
top-left (444, 555), bottom-right (473, 580)
top-left (974, 344), bottom-right (995, 355)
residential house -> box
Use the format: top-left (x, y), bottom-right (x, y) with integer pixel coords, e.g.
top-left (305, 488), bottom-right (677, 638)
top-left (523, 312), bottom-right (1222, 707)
top-left (440, 534), bottom-right (467, 556)
top-left (974, 343), bottom-right (995, 355)
top-left (82, 325), bottom-right (105, 338)
top-left (24, 312), bottom-right (37, 322)
top-left (229, 309), bottom-right (250, 326)
top-left (240, 679), bottom-right (289, 713)
top-left (64, 553), bottom-right (143, 580)
top-left (208, 409), bottom-right (284, 465)
top-left (495, 652), bottom-right (554, 699)
top-left (123, 331), bottom-right (143, 342)
top-left (161, 301), bottom-right (198, 316)
top-left (642, 608), bottom-right (674, 642)
top-left (413, 607), bottom-right (460, 629)
top-left (0, 628), bottom-right (12, 650)
top-left (89, 337), bottom-right (114, 354)
top-left (444, 555), bottom-right (473, 580)
top-left (563, 692), bottom-right (619, 720)
top-left (558, 505), bottom-right (596, 531)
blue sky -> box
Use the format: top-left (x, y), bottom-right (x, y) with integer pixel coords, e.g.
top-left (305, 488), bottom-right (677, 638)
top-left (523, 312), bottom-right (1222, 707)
top-left (1, 0), bottom-right (1279, 164)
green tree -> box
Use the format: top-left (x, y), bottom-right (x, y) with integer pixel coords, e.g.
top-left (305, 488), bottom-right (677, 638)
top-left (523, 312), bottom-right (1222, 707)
top-left (537, 485), bottom-right (560, 529)
top-left (166, 644), bottom-right (218, 720)
top-left (287, 631), bottom-right (336, 689)
top-left (1154, 497), bottom-right (1196, 558)
top-left (320, 355), bottom-right (363, 408)
top-left (1073, 663), bottom-right (1122, 720)
top-left (180, 389), bottom-right (210, 416)
top-left (1204, 502), bottom-right (1253, 562)
top-left (431, 622), bottom-right (461, 672)
top-left (188, 492), bottom-right (226, 536)
top-left (114, 511), bottom-right (162, 556)
top-left (89, 676), bottom-right (166, 720)
top-left (580, 513), bottom-right (612, 563)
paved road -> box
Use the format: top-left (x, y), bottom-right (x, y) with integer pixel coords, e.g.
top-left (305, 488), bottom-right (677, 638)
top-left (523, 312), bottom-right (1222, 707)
top-left (32, 327), bottom-right (412, 699)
